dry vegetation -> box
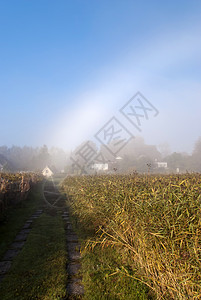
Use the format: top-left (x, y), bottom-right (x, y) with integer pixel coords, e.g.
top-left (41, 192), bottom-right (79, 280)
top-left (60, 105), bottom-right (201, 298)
top-left (62, 173), bottom-right (201, 299)
top-left (0, 172), bottom-right (42, 219)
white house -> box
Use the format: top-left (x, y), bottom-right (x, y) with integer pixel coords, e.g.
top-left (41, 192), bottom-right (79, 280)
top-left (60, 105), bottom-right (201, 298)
top-left (42, 166), bottom-right (54, 177)
top-left (116, 156), bottom-right (123, 160)
top-left (156, 162), bottom-right (168, 168)
top-left (91, 163), bottom-right (109, 171)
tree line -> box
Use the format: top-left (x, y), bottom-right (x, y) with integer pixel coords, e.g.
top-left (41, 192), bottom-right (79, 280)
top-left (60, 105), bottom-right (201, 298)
top-left (0, 136), bottom-right (200, 173)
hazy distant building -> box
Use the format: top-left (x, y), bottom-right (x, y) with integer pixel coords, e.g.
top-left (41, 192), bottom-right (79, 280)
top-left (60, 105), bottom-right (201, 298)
top-left (156, 162), bottom-right (168, 168)
top-left (116, 156), bottom-right (123, 160)
top-left (42, 166), bottom-right (54, 177)
top-left (91, 163), bottom-right (109, 171)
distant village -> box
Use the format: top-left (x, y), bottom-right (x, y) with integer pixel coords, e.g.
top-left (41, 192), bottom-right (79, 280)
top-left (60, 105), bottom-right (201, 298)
top-left (41, 158), bottom-right (168, 178)
top-left (0, 136), bottom-right (201, 175)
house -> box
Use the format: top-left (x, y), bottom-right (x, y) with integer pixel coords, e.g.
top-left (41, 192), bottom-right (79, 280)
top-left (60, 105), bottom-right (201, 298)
top-left (156, 162), bottom-right (168, 168)
top-left (42, 166), bottom-right (54, 177)
top-left (91, 163), bottom-right (109, 171)
top-left (116, 156), bottom-right (123, 160)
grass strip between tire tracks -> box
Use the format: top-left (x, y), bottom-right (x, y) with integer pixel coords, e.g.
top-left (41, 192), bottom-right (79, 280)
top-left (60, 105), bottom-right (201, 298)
top-left (0, 213), bottom-right (67, 300)
top-left (0, 183), bottom-right (43, 260)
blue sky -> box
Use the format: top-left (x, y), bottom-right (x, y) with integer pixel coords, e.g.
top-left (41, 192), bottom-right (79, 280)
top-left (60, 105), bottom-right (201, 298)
top-left (0, 0), bottom-right (201, 153)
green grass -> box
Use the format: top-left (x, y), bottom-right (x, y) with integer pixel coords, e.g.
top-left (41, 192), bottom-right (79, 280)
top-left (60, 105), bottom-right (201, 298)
top-left (53, 174), bottom-right (67, 184)
top-left (0, 179), bottom-right (68, 299)
top-left (0, 183), bottom-right (43, 260)
top-left (81, 246), bottom-right (152, 300)
top-left (67, 208), bottom-right (151, 299)
top-left (0, 213), bottom-right (67, 300)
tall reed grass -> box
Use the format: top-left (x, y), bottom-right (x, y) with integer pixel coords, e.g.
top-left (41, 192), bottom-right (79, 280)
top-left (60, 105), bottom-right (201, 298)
top-left (62, 173), bottom-right (201, 299)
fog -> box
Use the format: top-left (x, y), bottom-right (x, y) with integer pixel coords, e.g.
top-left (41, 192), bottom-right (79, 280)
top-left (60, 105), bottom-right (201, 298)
top-left (0, 1), bottom-right (200, 171)
top-left (0, 135), bottom-right (201, 174)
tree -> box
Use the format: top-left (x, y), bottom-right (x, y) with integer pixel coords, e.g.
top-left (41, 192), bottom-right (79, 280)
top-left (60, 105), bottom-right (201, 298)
top-left (158, 142), bottom-right (171, 158)
top-left (70, 140), bottom-right (98, 174)
top-left (165, 152), bottom-right (191, 173)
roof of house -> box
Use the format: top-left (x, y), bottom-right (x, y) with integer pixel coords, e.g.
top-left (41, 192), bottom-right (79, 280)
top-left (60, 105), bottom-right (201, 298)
top-left (42, 165), bottom-right (58, 173)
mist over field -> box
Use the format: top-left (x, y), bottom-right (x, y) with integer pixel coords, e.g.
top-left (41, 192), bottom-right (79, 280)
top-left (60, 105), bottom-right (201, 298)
top-left (0, 0), bottom-right (200, 173)
top-left (0, 135), bottom-right (201, 174)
